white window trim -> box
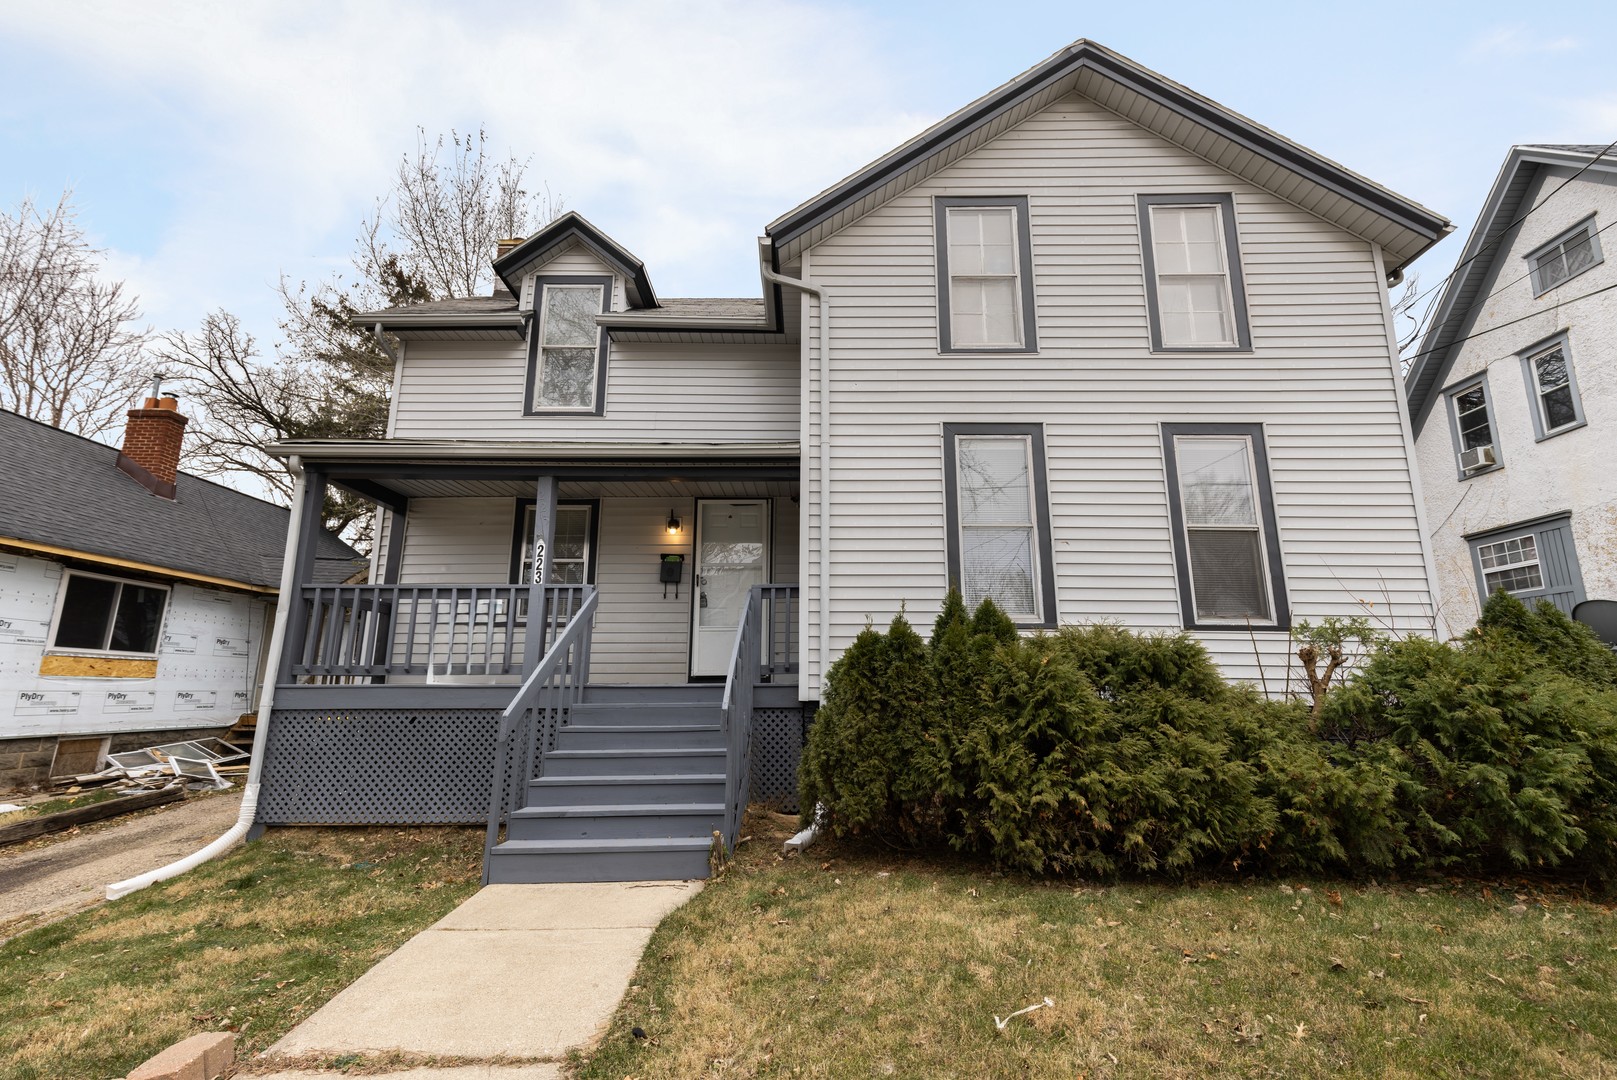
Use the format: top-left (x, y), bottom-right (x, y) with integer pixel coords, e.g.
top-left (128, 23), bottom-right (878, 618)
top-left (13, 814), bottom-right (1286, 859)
top-left (1137, 193), bottom-right (1252, 353)
top-left (518, 503), bottom-right (593, 585)
top-left (45, 569), bottom-right (171, 659)
top-left (933, 196), bottom-right (1038, 355)
top-left (1476, 533), bottom-right (1544, 597)
top-left (1526, 216), bottom-right (1603, 297)
top-left (1517, 333), bottom-right (1587, 441)
top-left (946, 206), bottom-right (1025, 350)
top-left (955, 434), bottom-right (1042, 622)
top-left (1171, 434), bottom-right (1276, 627)
top-left (1149, 203), bottom-right (1239, 348)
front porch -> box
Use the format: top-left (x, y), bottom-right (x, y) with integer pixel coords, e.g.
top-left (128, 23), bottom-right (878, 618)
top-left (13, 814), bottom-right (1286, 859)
top-left (254, 445), bottom-right (808, 880)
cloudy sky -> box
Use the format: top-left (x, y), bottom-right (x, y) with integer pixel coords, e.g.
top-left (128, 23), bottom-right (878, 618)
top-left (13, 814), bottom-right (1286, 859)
top-left (2, 0), bottom-right (1615, 356)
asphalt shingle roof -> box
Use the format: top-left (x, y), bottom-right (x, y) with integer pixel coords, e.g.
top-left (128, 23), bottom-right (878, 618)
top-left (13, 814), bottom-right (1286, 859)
top-left (0, 409), bottom-right (362, 589)
top-left (363, 295), bottom-right (766, 321)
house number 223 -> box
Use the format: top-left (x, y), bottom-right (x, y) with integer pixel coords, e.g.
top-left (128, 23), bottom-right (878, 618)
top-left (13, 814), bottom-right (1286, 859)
top-left (532, 538), bottom-right (546, 582)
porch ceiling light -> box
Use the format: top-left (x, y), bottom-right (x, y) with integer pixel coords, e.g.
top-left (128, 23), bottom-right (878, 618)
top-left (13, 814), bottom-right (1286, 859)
top-left (666, 510), bottom-right (682, 536)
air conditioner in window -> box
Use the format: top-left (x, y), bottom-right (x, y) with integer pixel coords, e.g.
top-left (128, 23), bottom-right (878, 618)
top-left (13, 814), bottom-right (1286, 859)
top-left (1459, 445), bottom-right (1496, 473)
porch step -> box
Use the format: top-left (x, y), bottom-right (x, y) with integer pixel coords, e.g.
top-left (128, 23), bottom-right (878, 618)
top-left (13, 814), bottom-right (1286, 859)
top-left (556, 724), bottom-right (722, 751)
top-left (563, 702), bottom-right (722, 728)
top-left (484, 837), bottom-right (713, 884)
top-left (506, 802), bottom-right (725, 841)
top-left (542, 748), bottom-right (727, 777)
top-left (527, 773), bottom-right (727, 805)
top-left (581, 683), bottom-right (724, 705)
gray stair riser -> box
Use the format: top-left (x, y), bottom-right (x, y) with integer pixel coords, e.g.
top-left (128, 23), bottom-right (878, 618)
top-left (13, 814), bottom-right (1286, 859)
top-left (528, 777), bottom-right (727, 805)
top-left (562, 704), bottom-right (723, 728)
top-left (556, 726), bottom-right (723, 751)
top-left (485, 847), bottom-right (712, 883)
top-left (506, 810), bottom-right (724, 842)
top-left (581, 684), bottom-right (724, 705)
top-left (543, 751), bottom-right (727, 777)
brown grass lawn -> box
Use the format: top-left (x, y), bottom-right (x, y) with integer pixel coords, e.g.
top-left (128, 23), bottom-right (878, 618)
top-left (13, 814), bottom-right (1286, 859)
top-left (576, 811), bottom-right (1617, 1080)
top-left (0, 826), bottom-right (484, 1080)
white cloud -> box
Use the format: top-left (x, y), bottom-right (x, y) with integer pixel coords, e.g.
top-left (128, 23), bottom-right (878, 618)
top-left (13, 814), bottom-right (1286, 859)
top-left (1467, 24), bottom-right (1580, 58)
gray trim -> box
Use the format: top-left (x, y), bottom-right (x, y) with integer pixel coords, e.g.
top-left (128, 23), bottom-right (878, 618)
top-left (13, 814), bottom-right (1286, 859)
top-left (510, 498), bottom-right (599, 585)
top-left (267, 438), bottom-right (800, 461)
top-left (933, 196), bottom-right (1038, 354)
top-left (277, 471), bottom-right (330, 683)
top-left (270, 685), bottom-right (518, 709)
top-left (1525, 214), bottom-right (1603, 297)
top-left (379, 504), bottom-right (407, 584)
top-left (766, 42), bottom-right (1448, 258)
top-left (1464, 511), bottom-right (1585, 616)
top-left (1441, 372), bottom-right (1504, 481)
top-left (1516, 331), bottom-right (1587, 441)
top-left (493, 212), bottom-right (658, 308)
top-left (1137, 193), bottom-right (1252, 353)
top-left (524, 276), bottom-right (612, 417)
top-left (941, 423), bottom-right (1057, 629)
top-left (1160, 423), bottom-right (1290, 632)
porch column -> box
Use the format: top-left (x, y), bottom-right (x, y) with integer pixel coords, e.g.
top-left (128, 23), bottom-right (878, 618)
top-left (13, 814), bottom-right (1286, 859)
top-left (377, 502), bottom-right (408, 584)
top-left (524, 476), bottom-right (558, 669)
top-left (276, 469), bottom-right (329, 684)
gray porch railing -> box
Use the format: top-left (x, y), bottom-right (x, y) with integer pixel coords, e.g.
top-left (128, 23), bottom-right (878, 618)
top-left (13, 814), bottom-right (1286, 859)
top-left (482, 586), bottom-right (599, 875)
top-left (719, 586), bottom-right (760, 853)
top-left (758, 584), bottom-right (799, 682)
top-left (288, 583), bottom-right (587, 681)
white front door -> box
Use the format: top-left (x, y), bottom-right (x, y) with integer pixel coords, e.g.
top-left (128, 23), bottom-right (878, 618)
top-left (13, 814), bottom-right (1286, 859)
top-left (691, 500), bottom-right (770, 677)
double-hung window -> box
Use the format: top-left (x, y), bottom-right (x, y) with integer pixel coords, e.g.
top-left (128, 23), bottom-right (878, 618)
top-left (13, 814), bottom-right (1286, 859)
top-left (1138, 193), bottom-right (1251, 351)
top-left (1443, 375), bottom-right (1502, 477)
top-left (1518, 334), bottom-right (1586, 439)
top-left (1161, 424), bottom-right (1288, 629)
top-left (935, 197), bottom-right (1037, 353)
top-left (50, 571), bottom-right (169, 655)
top-left (942, 424), bottom-right (1056, 627)
top-left (526, 276), bottom-right (610, 414)
top-left (513, 502), bottom-right (596, 585)
top-left (1527, 218), bottom-right (1602, 296)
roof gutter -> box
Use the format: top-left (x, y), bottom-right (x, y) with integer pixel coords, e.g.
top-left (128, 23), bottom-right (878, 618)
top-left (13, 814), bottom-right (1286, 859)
top-left (262, 439), bottom-right (800, 462)
top-left (757, 238), bottom-right (832, 698)
top-left (107, 455), bottom-right (308, 898)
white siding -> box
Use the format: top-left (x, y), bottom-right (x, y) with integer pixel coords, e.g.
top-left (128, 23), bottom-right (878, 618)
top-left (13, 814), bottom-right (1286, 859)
top-left (1413, 166), bottom-right (1617, 628)
top-left (393, 495), bottom-right (801, 685)
top-left (391, 244), bottom-right (799, 442)
top-left (799, 92), bottom-right (1434, 693)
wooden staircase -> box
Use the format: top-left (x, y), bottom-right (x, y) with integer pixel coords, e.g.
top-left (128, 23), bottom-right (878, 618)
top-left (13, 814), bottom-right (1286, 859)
top-left (484, 684), bottom-right (729, 883)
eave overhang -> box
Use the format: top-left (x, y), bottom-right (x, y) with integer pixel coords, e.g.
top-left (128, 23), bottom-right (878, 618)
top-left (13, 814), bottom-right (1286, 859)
top-left (766, 39), bottom-right (1451, 273)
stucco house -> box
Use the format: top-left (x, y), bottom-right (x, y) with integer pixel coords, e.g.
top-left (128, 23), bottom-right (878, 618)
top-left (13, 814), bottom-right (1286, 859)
top-left (0, 399), bottom-right (360, 789)
top-left (1405, 144), bottom-right (1616, 631)
top-left (251, 39), bottom-right (1451, 882)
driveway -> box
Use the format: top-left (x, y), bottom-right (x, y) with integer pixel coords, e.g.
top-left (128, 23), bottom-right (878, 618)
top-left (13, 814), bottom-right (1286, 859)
top-left (0, 790), bottom-right (242, 935)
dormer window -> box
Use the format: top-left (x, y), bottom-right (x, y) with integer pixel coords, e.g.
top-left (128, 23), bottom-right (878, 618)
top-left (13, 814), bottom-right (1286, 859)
top-left (526, 276), bottom-right (611, 415)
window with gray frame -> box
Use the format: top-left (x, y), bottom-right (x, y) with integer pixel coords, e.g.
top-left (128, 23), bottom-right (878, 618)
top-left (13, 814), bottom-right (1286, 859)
top-left (526, 276), bottom-right (611, 414)
top-left (1527, 217), bottom-right (1602, 296)
top-left (1466, 513), bottom-right (1584, 615)
top-left (511, 501), bottom-right (597, 584)
top-left (934, 197), bottom-right (1037, 353)
top-left (1161, 424), bottom-right (1288, 630)
top-left (1444, 375), bottom-right (1502, 478)
top-left (942, 423), bottom-right (1056, 627)
top-left (1138, 193), bottom-right (1251, 351)
top-left (1518, 334), bottom-right (1586, 440)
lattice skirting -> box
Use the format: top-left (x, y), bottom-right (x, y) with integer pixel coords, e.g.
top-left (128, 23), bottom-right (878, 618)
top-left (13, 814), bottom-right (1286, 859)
top-left (751, 706), bottom-right (809, 814)
top-left (258, 708), bottom-right (507, 824)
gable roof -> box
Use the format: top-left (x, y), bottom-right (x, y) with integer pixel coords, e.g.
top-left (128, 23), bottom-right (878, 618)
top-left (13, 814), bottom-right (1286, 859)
top-left (1404, 143), bottom-right (1617, 426)
top-left (0, 409), bottom-right (362, 590)
top-left (766, 39), bottom-right (1451, 273)
top-left (492, 211), bottom-right (658, 308)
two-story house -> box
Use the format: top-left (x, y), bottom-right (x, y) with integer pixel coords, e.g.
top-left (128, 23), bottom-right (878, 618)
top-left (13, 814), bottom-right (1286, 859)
top-left (1406, 145), bottom-right (1616, 630)
top-left (253, 40), bottom-right (1450, 882)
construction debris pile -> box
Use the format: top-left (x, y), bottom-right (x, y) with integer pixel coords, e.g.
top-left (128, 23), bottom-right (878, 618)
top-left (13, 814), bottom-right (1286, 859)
top-left (53, 737), bottom-right (249, 795)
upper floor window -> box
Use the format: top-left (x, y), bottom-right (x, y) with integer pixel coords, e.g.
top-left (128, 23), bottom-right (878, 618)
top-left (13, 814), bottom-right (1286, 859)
top-left (1161, 424), bottom-right (1288, 630)
top-left (1138, 193), bottom-right (1251, 352)
top-left (934, 196), bottom-right (1037, 353)
top-left (526, 276), bottom-right (610, 415)
top-left (50, 571), bottom-right (169, 655)
top-left (1518, 334), bottom-right (1586, 440)
top-left (1444, 375), bottom-right (1502, 478)
top-left (1527, 217), bottom-right (1602, 296)
top-left (942, 423), bottom-right (1056, 627)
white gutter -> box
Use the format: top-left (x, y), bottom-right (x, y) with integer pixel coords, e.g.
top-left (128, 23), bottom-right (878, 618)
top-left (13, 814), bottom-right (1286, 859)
top-left (107, 456), bottom-right (309, 899)
top-left (757, 239), bottom-right (832, 695)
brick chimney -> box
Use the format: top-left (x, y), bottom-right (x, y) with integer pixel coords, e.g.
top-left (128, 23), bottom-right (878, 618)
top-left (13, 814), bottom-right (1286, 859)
top-left (492, 237), bottom-right (524, 298)
top-left (117, 392), bottom-right (188, 499)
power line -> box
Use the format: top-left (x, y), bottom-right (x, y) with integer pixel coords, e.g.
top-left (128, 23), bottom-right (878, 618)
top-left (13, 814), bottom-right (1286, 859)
top-left (1402, 277), bottom-right (1617, 371)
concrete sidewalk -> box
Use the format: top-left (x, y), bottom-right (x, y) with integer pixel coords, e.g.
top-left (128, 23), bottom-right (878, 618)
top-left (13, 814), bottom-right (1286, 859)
top-left (255, 880), bottom-right (701, 1076)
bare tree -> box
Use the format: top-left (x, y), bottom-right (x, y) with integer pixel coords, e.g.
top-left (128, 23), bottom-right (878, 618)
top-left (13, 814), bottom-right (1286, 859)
top-left (169, 127), bottom-right (560, 535)
top-left (1392, 271), bottom-right (1422, 374)
top-left (0, 192), bottom-right (149, 436)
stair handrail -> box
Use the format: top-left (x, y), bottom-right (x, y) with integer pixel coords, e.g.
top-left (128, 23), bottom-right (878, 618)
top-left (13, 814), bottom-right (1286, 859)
top-left (483, 586), bottom-right (598, 873)
top-left (719, 585), bottom-right (764, 855)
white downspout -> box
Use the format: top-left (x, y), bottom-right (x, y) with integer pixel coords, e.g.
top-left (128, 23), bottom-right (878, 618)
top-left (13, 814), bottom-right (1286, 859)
top-left (758, 241), bottom-right (832, 695)
top-left (107, 456), bottom-right (309, 899)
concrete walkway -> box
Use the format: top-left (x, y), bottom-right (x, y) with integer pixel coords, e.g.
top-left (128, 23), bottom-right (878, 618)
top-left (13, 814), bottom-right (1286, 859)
top-left (255, 880), bottom-right (701, 1076)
